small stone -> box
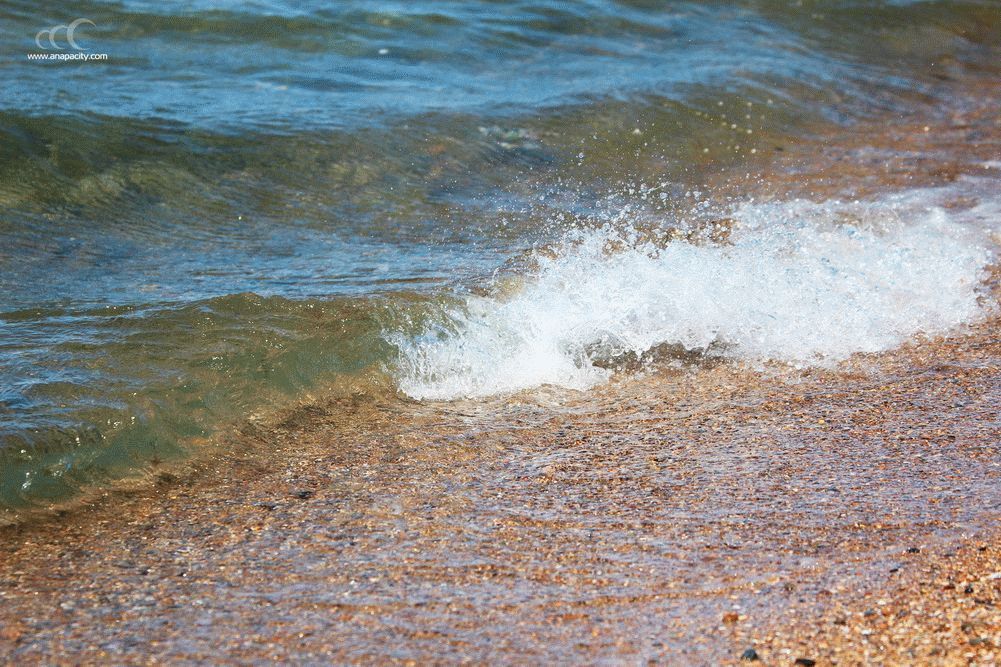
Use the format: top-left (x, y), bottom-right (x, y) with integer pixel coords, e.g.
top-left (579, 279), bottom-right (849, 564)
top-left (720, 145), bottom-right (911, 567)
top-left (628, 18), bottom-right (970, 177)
top-left (906, 547), bottom-right (921, 554)
top-left (963, 584), bottom-right (974, 594)
top-left (293, 490), bottom-right (314, 500)
top-left (0, 625), bottom-right (23, 642)
top-left (722, 611), bottom-right (740, 624)
top-left (740, 647), bottom-right (759, 661)
top-left (794, 659), bottom-right (816, 667)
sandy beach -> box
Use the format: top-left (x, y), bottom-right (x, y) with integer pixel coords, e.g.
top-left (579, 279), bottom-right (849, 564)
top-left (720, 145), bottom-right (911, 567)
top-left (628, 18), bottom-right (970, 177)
top-left (2, 312), bottom-right (999, 663)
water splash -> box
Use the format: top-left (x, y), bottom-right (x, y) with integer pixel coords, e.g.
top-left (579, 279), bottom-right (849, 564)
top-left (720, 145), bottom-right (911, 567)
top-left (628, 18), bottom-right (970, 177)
top-left (395, 190), bottom-right (992, 400)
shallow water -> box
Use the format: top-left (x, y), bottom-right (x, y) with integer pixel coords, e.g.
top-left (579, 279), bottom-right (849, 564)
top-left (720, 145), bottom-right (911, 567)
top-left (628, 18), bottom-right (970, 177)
top-left (1, 0), bottom-right (1000, 510)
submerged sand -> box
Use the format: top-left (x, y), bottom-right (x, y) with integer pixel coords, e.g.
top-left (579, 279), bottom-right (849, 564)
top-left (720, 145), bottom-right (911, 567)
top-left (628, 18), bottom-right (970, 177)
top-left (1, 78), bottom-right (1000, 665)
top-left (1, 316), bottom-right (999, 664)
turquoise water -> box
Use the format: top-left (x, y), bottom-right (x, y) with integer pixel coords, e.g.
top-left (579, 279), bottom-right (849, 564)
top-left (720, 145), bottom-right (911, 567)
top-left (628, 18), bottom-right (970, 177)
top-left (1, 0), bottom-right (999, 511)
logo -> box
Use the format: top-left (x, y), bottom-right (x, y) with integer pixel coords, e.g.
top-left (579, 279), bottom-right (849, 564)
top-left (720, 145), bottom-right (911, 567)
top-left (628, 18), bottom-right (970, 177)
top-left (27, 18), bottom-right (107, 62)
top-left (35, 18), bottom-right (95, 51)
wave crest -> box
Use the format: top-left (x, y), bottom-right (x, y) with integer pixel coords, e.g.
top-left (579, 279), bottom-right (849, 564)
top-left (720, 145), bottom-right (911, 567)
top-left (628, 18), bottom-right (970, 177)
top-left (394, 191), bottom-right (993, 400)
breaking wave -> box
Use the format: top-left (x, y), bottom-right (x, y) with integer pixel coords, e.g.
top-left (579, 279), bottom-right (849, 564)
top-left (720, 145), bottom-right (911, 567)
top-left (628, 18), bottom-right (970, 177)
top-left (395, 188), bottom-right (994, 400)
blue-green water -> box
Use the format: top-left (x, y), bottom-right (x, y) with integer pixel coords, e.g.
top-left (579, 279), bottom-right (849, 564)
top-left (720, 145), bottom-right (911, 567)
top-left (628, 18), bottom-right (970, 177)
top-left (1, 0), bottom-right (999, 513)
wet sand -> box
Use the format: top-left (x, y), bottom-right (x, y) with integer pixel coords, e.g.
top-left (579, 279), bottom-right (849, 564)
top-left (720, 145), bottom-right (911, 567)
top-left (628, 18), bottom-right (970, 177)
top-left (2, 81), bottom-right (1000, 664)
top-left (1, 315), bottom-right (999, 664)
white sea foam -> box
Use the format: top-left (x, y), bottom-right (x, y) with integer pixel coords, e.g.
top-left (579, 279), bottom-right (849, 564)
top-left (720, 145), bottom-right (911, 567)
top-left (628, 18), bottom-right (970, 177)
top-left (395, 188), bottom-right (995, 400)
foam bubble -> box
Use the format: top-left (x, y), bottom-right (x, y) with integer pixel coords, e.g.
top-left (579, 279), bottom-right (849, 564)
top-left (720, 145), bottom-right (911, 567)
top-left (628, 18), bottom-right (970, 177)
top-left (394, 191), bottom-right (993, 400)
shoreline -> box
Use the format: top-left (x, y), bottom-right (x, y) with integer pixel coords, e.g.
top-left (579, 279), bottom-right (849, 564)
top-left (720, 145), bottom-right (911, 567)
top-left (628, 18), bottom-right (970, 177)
top-left (1, 316), bottom-right (999, 663)
top-left (2, 76), bottom-right (1000, 664)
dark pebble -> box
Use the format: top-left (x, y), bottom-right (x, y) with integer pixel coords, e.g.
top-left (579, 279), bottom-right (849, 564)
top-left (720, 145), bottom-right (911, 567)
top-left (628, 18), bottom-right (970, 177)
top-left (794, 659), bottom-right (816, 667)
top-left (964, 584), bottom-right (974, 594)
top-left (293, 490), bottom-right (314, 500)
top-left (740, 648), bottom-right (759, 661)
top-left (906, 547), bottom-right (921, 554)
